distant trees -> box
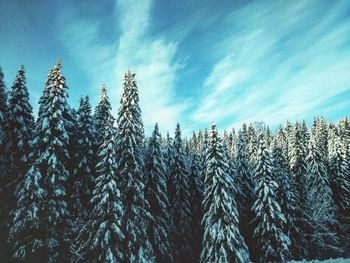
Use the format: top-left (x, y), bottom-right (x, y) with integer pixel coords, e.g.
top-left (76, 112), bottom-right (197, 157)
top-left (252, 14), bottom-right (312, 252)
top-left (0, 62), bottom-right (349, 263)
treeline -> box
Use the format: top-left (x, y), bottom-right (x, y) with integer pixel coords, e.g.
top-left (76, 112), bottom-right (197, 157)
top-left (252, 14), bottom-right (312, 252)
top-left (0, 62), bottom-right (349, 263)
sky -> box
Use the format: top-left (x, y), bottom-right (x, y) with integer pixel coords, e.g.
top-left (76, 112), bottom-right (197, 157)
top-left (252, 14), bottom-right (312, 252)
top-left (1, 0), bottom-right (350, 135)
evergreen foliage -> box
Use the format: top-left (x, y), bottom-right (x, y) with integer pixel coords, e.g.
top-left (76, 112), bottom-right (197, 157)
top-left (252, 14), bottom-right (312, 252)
top-left (252, 134), bottom-right (290, 262)
top-left (201, 123), bottom-right (250, 263)
top-left (116, 71), bottom-right (154, 262)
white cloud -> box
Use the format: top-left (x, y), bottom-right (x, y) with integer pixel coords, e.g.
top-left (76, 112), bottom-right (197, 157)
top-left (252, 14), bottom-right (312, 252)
top-left (191, 0), bottom-right (350, 131)
top-left (57, 0), bottom-right (188, 135)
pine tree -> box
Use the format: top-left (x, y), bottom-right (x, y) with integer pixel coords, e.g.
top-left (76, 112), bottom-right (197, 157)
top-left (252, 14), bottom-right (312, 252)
top-left (116, 71), bottom-right (154, 262)
top-left (252, 134), bottom-right (290, 262)
top-left (271, 140), bottom-right (301, 260)
top-left (288, 122), bottom-right (307, 197)
top-left (275, 126), bottom-right (289, 161)
top-left (6, 65), bottom-right (35, 197)
top-left (338, 118), bottom-right (350, 147)
top-left (94, 84), bottom-right (113, 146)
top-left (1, 66), bottom-right (34, 259)
top-left (70, 96), bottom-right (95, 220)
top-left (235, 130), bottom-right (255, 257)
top-left (329, 135), bottom-right (350, 251)
top-left (304, 136), bottom-right (339, 259)
top-left (75, 116), bottom-right (124, 262)
top-left (10, 62), bottom-right (73, 262)
top-left (0, 66), bottom-right (11, 259)
top-left (247, 124), bottom-right (258, 162)
top-left (0, 66), bottom-right (7, 166)
top-left (312, 117), bottom-right (328, 159)
top-left (145, 123), bottom-right (173, 263)
top-left (188, 148), bottom-right (203, 262)
top-left (168, 123), bottom-right (192, 262)
top-left (201, 122), bottom-right (250, 263)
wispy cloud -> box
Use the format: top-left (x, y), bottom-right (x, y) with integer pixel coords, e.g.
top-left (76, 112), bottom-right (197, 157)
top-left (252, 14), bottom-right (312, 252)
top-left (57, 0), bottom-right (187, 134)
top-left (191, 0), bottom-right (350, 131)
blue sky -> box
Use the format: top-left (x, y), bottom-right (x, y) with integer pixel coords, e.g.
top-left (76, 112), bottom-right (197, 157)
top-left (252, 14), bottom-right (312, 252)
top-left (1, 0), bottom-right (350, 135)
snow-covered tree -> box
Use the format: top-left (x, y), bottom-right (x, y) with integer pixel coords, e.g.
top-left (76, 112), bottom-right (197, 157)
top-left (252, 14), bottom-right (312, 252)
top-left (36, 61), bottom-right (72, 261)
top-left (338, 118), bottom-right (350, 147)
top-left (275, 126), bottom-right (289, 161)
top-left (201, 122), bottom-right (250, 263)
top-left (312, 117), bottom-right (328, 159)
top-left (6, 65), bottom-right (35, 194)
top-left (0, 66), bottom-right (34, 259)
top-left (188, 148), bottom-right (203, 262)
top-left (0, 66), bottom-right (10, 259)
top-left (116, 71), bottom-right (154, 262)
top-left (252, 134), bottom-right (290, 262)
top-left (288, 123), bottom-right (307, 197)
top-left (10, 61), bottom-right (73, 261)
top-left (145, 123), bottom-right (173, 263)
top-left (329, 135), bottom-right (350, 250)
top-left (94, 84), bottom-right (113, 146)
top-left (271, 139), bottom-right (301, 260)
top-left (75, 116), bottom-right (124, 263)
top-left (304, 136), bottom-right (339, 259)
top-left (0, 66), bottom-right (7, 167)
top-left (70, 96), bottom-right (95, 220)
top-left (168, 123), bottom-right (192, 262)
top-left (235, 130), bottom-right (255, 256)
top-left (247, 124), bottom-right (258, 162)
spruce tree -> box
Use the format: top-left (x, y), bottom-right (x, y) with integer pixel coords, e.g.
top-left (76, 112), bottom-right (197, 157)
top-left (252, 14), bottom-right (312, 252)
top-left (304, 136), bottom-right (339, 258)
top-left (145, 123), bottom-right (173, 263)
top-left (0, 66), bottom-right (11, 259)
top-left (116, 71), bottom-right (154, 262)
top-left (201, 123), bottom-right (250, 263)
top-left (329, 135), bottom-right (350, 250)
top-left (252, 134), bottom-right (290, 262)
top-left (247, 124), bottom-right (258, 162)
top-left (6, 65), bottom-right (35, 194)
top-left (0, 66), bottom-right (7, 168)
top-left (271, 140), bottom-right (301, 260)
top-left (288, 123), bottom-right (307, 197)
top-left (75, 116), bottom-right (124, 262)
top-left (188, 148), bottom-right (203, 262)
top-left (70, 96), bottom-right (95, 220)
top-left (1, 66), bottom-right (34, 259)
top-left (235, 130), bottom-right (255, 257)
top-left (10, 61), bottom-right (73, 262)
top-left (94, 84), bottom-right (113, 145)
top-left (168, 123), bottom-right (192, 262)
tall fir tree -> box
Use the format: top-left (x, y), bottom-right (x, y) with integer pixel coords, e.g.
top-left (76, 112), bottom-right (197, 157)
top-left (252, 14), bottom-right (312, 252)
top-left (10, 61), bottom-right (73, 262)
top-left (1, 66), bottom-right (34, 259)
top-left (145, 123), bottom-right (173, 263)
top-left (94, 84), bottom-right (113, 146)
top-left (288, 122), bottom-right (307, 197)
top-left (116, 71), bottom-right (154, 262)
top-left (70, 96), bottom-right (96, 220)
top-left (252, 134), bottom-right (290, 262)
top-left (329, 135), bottom-right (350, 251)
top-left (4, 65), bottom-right (34, 214)
top-left (75, 116), bottom-right (124, 262)
top-left (188, 148), bottom-right (203, 262)
top-left (201, 123), bottom-right (250, 263)
top-left (234, 130), bottom-right (255, 258)
top-left (271, 140), bottom-right (301, 260)
top-left (0, 66), bottom-right (11, 258)
top-left (168, 123), bottom-right (193, 262)
top-left (304, 136), bottom-right (339, 259)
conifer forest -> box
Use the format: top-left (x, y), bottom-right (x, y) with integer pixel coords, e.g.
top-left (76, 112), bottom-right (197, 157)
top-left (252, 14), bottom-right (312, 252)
top-left (0, 62), bottom-right (350, 263)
